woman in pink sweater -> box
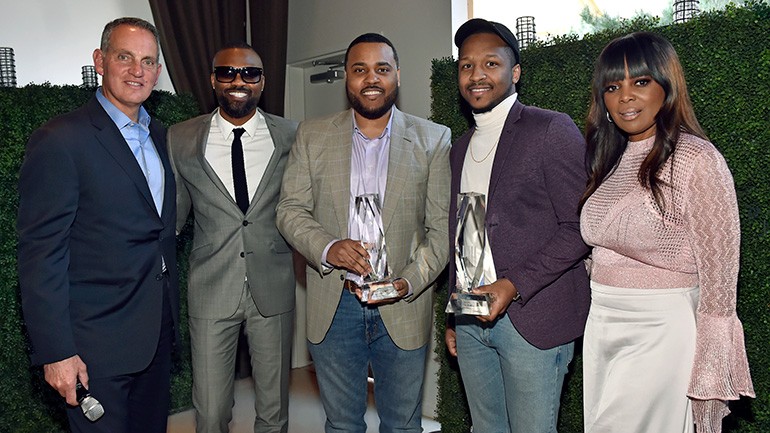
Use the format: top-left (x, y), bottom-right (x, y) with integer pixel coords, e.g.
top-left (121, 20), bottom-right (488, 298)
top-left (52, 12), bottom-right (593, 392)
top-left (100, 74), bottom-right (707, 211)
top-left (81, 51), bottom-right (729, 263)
top-left (579, 32), bottom-right (754, 433)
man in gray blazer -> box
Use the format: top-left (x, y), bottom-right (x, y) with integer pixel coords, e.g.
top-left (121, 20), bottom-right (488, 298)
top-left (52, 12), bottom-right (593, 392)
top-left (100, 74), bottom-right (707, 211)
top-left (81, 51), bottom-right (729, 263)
top-left (167, 42), bottom-right (297, 433)
top-left (277, 34), bottom-right (450, 432)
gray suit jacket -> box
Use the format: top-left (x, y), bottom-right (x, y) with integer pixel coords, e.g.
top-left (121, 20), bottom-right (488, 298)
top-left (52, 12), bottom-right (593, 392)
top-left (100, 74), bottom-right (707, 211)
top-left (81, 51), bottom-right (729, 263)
top-left (276, 108), bottom-right (451, 350)
top-left (168, 109), bottom-right (298, 319)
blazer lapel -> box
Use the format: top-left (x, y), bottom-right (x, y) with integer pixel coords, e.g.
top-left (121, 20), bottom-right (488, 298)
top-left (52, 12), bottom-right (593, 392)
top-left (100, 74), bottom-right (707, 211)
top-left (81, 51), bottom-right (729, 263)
top-left (330, 111), bottom-right (353, 237)
top-left (151, 120), bottom-right (174, 223)
top-left (382, 108), bottom-right (409, 234)
top-left (193, 113), bottom-right (239, 210)
top-left (87, 98), bottom-right (158, 217)
top-left (249, 110), bottom-right (285, 209)
top-left (488, 101), bottom-right (524, 200)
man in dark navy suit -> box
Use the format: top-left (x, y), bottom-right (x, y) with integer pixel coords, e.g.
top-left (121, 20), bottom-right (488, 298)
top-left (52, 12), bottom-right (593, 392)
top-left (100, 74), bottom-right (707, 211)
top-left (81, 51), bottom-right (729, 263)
top-left (17, 17), bottom-right (178, 433)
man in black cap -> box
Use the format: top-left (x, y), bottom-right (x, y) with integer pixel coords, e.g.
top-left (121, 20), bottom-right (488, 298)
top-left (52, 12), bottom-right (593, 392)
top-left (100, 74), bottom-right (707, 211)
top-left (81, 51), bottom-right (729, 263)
top-left (444, 18), bottom-right (590, 433)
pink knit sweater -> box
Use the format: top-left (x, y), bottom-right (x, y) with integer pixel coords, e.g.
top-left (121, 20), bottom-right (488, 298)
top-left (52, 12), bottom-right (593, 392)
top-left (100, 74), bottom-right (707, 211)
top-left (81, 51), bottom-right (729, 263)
top-left (581, 133), bottom-right (754, 433)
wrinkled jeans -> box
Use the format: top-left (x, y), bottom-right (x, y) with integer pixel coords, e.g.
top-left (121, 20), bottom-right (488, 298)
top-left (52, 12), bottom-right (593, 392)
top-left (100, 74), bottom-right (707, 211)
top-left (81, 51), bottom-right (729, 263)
top-left (309, 290), bottom-right (428, 433)
top-left (456, 314), bottom-right (573, 433)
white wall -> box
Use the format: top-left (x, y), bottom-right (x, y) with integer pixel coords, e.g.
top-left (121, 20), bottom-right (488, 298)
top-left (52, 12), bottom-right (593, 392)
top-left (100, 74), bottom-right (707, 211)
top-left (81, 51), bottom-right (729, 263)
top-left (0, 0), bottom-right (174, 91)
top-left (287, 0), bottom-right (453, 120)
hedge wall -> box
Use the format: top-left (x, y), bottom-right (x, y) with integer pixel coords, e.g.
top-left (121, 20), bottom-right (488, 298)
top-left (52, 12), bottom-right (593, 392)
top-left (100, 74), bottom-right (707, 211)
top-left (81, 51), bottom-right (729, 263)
top-left (431, 2), bottom-right (770, 432)
top-left (0, 85), bottom-right (199, 432)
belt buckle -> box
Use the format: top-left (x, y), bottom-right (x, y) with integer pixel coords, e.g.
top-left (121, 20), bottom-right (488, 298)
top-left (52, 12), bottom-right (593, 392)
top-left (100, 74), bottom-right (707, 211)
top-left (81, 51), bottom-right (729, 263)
top-left (344, 280), bottom-right (359, 294)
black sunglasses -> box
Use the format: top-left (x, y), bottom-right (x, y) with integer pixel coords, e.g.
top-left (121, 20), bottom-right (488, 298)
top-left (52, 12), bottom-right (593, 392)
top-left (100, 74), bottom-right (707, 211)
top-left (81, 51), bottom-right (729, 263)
top-left (213, 66), bottom-right (264, 84)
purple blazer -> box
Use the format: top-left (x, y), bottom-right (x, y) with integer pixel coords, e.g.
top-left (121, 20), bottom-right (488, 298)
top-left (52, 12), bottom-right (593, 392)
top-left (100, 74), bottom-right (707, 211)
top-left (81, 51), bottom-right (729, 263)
top-left (449, 100), bottom-right (590, 350)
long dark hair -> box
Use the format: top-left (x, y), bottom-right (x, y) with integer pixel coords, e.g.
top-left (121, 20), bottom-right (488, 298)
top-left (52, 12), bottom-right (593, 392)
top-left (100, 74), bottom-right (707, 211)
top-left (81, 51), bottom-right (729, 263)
top-left (580, 32), bottom-right (706, 210)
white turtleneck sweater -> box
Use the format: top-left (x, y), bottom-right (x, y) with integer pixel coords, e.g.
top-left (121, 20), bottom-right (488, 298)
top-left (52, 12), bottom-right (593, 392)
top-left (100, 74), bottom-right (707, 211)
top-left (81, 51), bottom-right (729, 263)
top-left (456, 92), bottom-right (517, 288)
top-left (461, 92), bottom-right (517, 196)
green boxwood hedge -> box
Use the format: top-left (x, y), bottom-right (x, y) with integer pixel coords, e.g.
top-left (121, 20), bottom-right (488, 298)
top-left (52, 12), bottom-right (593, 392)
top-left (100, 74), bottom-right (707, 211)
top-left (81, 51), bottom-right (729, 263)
top-left (0, 84), bottom-right (199, 432)
top-left (431, 2), bottom-right (770, 432)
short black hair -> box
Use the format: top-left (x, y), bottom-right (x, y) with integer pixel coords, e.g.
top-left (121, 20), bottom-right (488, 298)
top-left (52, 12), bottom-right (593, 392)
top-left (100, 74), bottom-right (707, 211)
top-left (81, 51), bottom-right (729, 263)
top-left (344, 33), bottom-right (399, 68)
top-left (218, 41), bottom-right (257, 52)
top-left (212, 41), bottom-right (261, 68)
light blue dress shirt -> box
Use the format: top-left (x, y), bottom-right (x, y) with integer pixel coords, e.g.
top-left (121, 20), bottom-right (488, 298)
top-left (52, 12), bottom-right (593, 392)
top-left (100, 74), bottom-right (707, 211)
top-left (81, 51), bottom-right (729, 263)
top-left (95, 88), bottom-right (164, 215)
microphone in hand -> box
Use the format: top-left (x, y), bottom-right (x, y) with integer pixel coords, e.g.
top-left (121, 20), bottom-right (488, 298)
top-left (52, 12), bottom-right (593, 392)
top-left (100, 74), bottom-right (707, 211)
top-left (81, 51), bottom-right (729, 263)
top-left (75, 380), bottom-right (104, 422)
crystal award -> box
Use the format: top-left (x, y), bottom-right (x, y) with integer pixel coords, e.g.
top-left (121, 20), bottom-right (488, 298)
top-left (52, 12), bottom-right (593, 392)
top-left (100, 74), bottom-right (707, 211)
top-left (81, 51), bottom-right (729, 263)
top-left (447, 192), bottom-right (491, 315)
top-left (354, 194), bottom-right (399, 302)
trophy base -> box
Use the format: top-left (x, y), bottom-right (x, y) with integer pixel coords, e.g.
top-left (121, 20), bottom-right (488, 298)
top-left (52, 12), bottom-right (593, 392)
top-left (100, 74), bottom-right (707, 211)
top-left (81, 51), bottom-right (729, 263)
top-left (446, 292), bottom-right (490, 316)
top-left (361, 280), bottom-right (399, 303)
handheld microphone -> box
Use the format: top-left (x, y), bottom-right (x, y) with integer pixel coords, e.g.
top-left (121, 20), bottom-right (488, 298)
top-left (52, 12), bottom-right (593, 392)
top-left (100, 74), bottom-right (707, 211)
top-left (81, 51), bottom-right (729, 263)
top-left (75, 380), bottom-right (105, 422)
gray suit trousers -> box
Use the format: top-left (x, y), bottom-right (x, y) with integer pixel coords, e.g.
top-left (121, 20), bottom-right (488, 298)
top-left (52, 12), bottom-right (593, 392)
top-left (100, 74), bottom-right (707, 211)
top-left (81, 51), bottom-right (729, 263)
top-left (190, 282), bottom-right (293, 433)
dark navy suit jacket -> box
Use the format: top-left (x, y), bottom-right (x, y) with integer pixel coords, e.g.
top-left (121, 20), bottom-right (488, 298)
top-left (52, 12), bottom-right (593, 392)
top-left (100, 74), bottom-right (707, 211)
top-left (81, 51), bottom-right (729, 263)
top-left (17, 96), bottom-right (179, 378)
top-left (449, 100), bottom-right (590, 350)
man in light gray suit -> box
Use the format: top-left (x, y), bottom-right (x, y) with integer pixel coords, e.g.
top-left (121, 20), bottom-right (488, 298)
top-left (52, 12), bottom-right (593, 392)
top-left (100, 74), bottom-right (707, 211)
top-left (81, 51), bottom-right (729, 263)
top-left (277, 33), bottom-right (450, 432)
top-left (168, 42), bottom-right (297, 433)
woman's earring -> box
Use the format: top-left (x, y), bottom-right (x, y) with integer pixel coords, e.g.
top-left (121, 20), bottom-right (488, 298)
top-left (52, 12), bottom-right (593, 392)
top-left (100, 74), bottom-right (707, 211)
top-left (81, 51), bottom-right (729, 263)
top-left (606, 111), bottom-right (613, 123)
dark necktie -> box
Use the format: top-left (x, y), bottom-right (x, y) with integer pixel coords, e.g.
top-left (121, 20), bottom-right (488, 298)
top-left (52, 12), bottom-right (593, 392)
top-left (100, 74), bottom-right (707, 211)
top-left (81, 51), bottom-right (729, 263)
top-left (231, 128), bottom-right (249, 214)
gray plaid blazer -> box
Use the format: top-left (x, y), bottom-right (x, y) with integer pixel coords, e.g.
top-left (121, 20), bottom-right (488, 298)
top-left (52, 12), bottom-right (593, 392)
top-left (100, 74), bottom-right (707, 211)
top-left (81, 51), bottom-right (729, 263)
top-left (277, 108), bottom-right (450, 350)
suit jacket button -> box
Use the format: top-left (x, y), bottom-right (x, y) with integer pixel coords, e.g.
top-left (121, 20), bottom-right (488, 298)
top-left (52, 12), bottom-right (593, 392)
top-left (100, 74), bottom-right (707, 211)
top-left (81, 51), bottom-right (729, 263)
top-left (242, 220), bottom-right (249, 226)
top-left (240, 252), bottom-right (245, 258)
top-left (339, 274), bottom-right (344, 281)
top-left (155, 273), bottom-right (163, 281)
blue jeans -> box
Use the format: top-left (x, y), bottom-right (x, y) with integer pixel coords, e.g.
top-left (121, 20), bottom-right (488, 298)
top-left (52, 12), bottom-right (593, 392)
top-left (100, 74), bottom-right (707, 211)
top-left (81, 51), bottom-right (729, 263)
top-left (456, 315), bottom-right (574, 433)
top-left (308, 290), bottom-right (428, 433)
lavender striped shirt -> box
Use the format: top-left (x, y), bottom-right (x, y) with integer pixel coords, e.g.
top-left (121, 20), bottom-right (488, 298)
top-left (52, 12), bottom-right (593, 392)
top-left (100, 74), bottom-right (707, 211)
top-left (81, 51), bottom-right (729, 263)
top-left (321, 110), bottom-right (394, 284)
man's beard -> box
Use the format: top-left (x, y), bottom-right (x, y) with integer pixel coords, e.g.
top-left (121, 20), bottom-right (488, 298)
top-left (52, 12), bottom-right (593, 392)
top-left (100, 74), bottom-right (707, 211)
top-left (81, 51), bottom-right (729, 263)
top-left (469, 84), bottom-right (515, 115)
top-left (347, 86), bottom-right (398, 120)
top-left (217, 88), bottom-right (259, 120)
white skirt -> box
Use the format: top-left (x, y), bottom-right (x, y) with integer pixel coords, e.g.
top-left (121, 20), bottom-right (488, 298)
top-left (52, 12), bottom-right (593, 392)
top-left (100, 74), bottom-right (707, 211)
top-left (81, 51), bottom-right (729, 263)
top-left (583, 281), bottom-right (699, 433)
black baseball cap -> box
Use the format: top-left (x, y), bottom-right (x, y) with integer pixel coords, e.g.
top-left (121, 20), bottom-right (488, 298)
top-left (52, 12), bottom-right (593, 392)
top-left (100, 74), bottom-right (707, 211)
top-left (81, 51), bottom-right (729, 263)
top-left (454, 18), bottom-right (521, 65)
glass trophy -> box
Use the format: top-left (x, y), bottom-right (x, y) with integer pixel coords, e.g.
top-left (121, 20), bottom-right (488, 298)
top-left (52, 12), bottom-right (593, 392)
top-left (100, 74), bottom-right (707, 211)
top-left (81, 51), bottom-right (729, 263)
top-left (447, 192), bottom-right (491, 315)
top-left (354, 194), bottom-right (399, 302)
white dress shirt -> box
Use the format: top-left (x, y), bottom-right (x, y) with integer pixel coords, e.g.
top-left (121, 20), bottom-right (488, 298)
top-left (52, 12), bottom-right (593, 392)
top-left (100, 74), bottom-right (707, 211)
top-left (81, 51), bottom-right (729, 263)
top-left (205, 109), bottom-right (274, 205)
